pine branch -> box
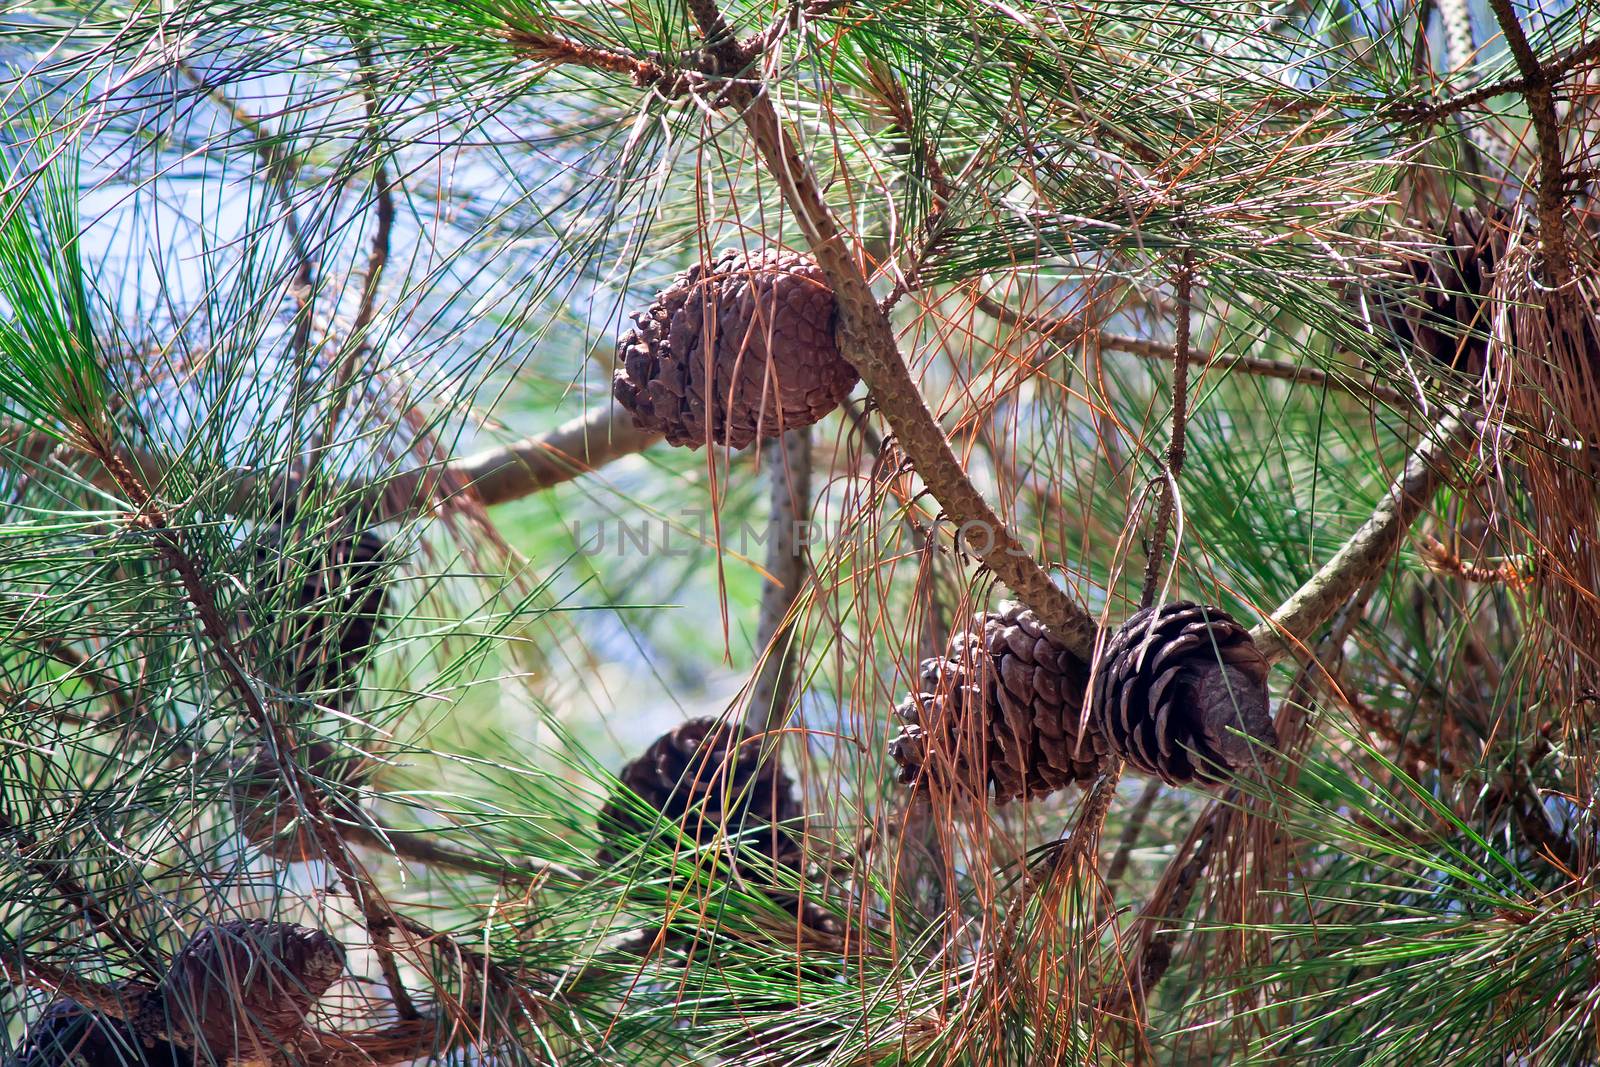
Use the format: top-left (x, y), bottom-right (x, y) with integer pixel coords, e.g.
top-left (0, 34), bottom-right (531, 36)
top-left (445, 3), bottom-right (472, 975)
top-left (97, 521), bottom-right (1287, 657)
top-left (87, 440), bottom-right (430, 1017)
top-left (1395, 32), bottom-right (1600, 124)
top-left (745, 427), bottom-right (811, 735)
top-left (0, 950), bottom-right (143, 1019)
top-left (679, 9), bottom-right (1102, 661)
top-left (26, 402), bottom-right (660, 526)
top-left (0, 810), bottom-right (160, 979)
top-left (437, 407), bottom-right (661, 509)
top-left (972, 290), bottom-right (1412, 406)
top-left (1483, 0), bottom-right (1575, 283)
top-left (1104, 781), bottom-right (1162, 890)
top-left (500, 25), bottom-right (703, 96)
top-left (1250, 410), bottom-right (1473, 663)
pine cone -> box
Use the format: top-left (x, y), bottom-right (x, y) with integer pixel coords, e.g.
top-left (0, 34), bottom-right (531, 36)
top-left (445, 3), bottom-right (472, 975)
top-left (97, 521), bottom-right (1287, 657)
top-left (598, 718), bottom-right (801, 873)
top-left (10, 998), bottom-right (191, 1067)
top-left (612, 249), bottom-right (859, 450)
top-left (1091, 602), bottom-right (1275, 785)
top-left (255, 526), bottom-right (390, 706)
top-left (1375, 205), bottom-right (1507, 374)
top-left (890, 602), bottom-right (1107, 804)
top-left (153, 920), bottom-right (344, 1050)
top-left (230, 741), bottom-right (361, 862)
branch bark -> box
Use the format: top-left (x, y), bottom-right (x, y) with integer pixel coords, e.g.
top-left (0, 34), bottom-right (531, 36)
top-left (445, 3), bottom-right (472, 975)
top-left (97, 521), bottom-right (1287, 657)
top-left (1139, 250), bottom-right (1194, 608)
top-left (745, 427), bottom-right (811, 734)
top-left (1396, 32), bottom-right (1600, 126)
top-left (1250, 410), bottom-right (1473, 663)
top-left (1484, 0), bottom-right (1574, 283)
top-left (443, 407), bottom-right (661, 509)
top-left (687, 18), bottom-right (1101, 660)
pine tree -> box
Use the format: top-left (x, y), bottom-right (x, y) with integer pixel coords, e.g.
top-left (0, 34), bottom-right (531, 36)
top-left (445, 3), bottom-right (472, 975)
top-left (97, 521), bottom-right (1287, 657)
top-left (0, 0), bottom-right (1596, 1062)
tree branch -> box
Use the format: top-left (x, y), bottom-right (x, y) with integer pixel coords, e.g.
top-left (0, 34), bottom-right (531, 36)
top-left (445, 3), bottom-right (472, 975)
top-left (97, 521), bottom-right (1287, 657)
top-left (439, 406), bottom-right (661, 510)
top-left (686, 16), bottom-right (1101, 661)
top-left (1250, 411), bottom-right (1472, 663)
top-left (1104, 781), bottom-right (1162, 890)
top-left (1484, 0), bottom-right (1574, 283)
top-left (0, 950), bottom-right (146, 1019)
top-left (974, 292), bottom-right (1411, 407)
top-left (1139, 250), bottom-right (1194, 608)
top-left (1396, 31), bottom-right (1600, 127)
top-left (745, 427), bottom-right (811, 735)
top-left (0, 810), bottom-right (161, 980)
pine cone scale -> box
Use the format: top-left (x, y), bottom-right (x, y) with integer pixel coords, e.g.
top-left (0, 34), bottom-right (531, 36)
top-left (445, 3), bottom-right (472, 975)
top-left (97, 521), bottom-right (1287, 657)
top-left (891, 602), bottom-right (1105, 804)
top-left (1092, 602), bottom-right (1275, 785)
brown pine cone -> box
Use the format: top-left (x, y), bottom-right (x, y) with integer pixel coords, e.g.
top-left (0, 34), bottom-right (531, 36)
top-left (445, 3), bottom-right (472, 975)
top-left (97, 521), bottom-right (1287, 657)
top-left (256, 526), bottom-right (390, 707)
top-left (152, 920), bottom-right (344, 1050)
top-left (10, 996), bottom-right (191, 1067)
top-left (1375, 205), bottom-right (1507, 374)
top-left (1091, 602), bottom-right (1275, 785)
top-left (890, 602), bottom-right (1107, 804)
top-left (598, 718), bottom-right (801, 873)
top-left (612, 248), bottom-right (859, 450)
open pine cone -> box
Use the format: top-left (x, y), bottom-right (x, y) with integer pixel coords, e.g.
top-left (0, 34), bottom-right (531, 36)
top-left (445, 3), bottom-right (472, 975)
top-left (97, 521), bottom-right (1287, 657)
top-left (890, 602), bottom-right (1107, 804)
top-left (10, 996), bottom-right (191, 1067)
top-left (1091, 602), bottom-right (1275, 785)
top-left (1374, 204), bottom-right (1506, 374)
top-left (612, 248), bottom-right (859, 450)
top-left (598, 717), bottom-right (801, 873)
top-left (151, 919), bottom-right (344, 1051)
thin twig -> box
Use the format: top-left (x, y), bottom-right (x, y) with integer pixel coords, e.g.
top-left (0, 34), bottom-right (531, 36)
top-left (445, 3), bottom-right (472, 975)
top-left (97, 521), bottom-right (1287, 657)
top-left (317, 36), bottom-right (396, 457)
top-left (1396, 33), bottom-right (1600, 126)
top-left (1139, 250), bottom-right (1194, 608)
top-left (1104, 781), bottom-right (1162, 890)
top-left (352, 822), bottom-right (580, 884)
top-left (975, 292), bottom-right (1411, 407)
top-left (0, 810), bottom-right (161, 979)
